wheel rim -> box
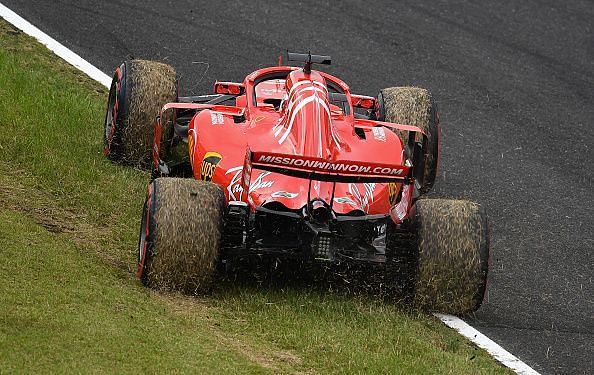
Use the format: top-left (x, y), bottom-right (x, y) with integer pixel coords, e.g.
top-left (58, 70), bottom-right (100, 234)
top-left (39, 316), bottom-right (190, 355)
top-left (136, 201), bottom-right (150, 279)
top-left (104, 86), bottom-right (116, 149)
top-left (104, 67), bottom-right (122, 155)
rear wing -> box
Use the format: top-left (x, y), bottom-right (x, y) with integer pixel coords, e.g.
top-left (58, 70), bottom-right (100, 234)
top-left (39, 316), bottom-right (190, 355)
top-left (241, 149), bottom-right (410, 188)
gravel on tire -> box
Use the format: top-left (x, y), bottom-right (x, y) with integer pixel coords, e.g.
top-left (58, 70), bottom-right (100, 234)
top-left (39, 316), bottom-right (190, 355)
top-left (143, 177), bottom-right (225, 294)
top-left (379, 86), bottom-right (439, 193)
top-left (412, 198), bottom-right (489, 314)
top-left (123, 60), bottom-right (177, 166)
top-left (105, 60), bottom-right (177, 167)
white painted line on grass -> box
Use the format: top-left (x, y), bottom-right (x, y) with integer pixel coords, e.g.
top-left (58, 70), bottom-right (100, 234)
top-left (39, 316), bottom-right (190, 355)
top-left (0, 3), bottom-right (542, 375)
top-left (435, 314), bottom-right (540, 375)
top-left (0, 2), bottom-right (111, 88)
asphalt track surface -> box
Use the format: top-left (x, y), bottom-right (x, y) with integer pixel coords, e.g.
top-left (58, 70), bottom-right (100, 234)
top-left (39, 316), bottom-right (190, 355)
top-left (2, 1), bottom-right (592, 373)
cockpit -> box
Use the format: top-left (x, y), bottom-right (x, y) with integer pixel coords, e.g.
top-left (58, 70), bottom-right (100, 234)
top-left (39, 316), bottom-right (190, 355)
top-left (249, 68), bottom-right (353, 116)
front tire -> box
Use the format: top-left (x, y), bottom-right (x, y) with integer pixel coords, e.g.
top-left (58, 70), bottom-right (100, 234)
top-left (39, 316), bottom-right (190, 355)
top-left (411, 199), bottom-right (489, 314)
top-left (136, 178), bottom-right (226, 294)
top-left (103, 60), bottom-right (177, 168)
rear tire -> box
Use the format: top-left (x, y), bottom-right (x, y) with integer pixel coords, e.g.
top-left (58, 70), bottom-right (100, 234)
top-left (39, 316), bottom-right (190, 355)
top-left (377, 87), bottom-right (440, 194)
top-left (411, 199), bottom-right (489, 314)
top-left (136, 178), bottom-right (225, 294)
top-left (103, 60), bottom-right (177, 168)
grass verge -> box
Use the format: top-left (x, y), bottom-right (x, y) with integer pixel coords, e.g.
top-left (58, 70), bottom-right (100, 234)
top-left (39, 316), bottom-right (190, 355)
top-left (0, 19), bottom-right (510, 374)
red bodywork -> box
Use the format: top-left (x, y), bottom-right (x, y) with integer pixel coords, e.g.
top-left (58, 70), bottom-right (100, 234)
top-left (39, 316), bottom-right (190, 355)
top-left (154, 66), bottom-right (424, 224)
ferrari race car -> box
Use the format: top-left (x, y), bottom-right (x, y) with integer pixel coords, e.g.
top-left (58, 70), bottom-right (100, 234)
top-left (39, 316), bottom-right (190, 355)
top-left (103, 52), bottom-right (490, 314)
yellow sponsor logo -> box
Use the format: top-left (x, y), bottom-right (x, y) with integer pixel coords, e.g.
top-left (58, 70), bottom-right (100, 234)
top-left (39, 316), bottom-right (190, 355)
top-left (388, 182), bottom-right (399, 205)
top-left (200, 152), bottom-right (222, 182)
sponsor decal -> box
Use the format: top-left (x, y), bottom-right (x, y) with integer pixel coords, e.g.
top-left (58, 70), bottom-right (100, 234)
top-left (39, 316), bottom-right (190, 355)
top-left (226, 167), bottom-right (274, 201)
top-left (249, 171), bottom-right (274, 193)
top-left (363, 183), bottom-right (376, 202)
top-left (242, 151), bottom-right (252, 191)
top-left (256, 155), bottom-right (405, 176)
top-left (210, 112), bottom-right (224, 125)
top-left (393, 184), bottom-right (411, 220)
top-left (271, 191), bottom-right (298, 199)
top-left (226, 166), bottom-right (244, 201)
top-left (378, 223), bottom-right (387, 235)
top-left (348, 183), bottom-right (376, 212)
top-left (188, 129), bottom-right (196, 167)
top-left (200, 152), bottom-right (222, 181)
top-left (372, 127), bottom-right (386, 142)
top-left (335, 183), bottom-right (376, 211)
top-left (388, 182), bottom-right (399, 205)
top-left (334, 196), bottom-right (357, 206)
top-left (313, 180), bottom-right (321, 195)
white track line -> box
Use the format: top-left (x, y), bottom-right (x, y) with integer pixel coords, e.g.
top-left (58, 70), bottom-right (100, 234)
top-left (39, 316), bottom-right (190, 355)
top-left (435, 314), bottom-right (540, 375)
top-left (0, 2), bottom-right (111, 88)
top-left (0, 3), bottom-right (541, 374)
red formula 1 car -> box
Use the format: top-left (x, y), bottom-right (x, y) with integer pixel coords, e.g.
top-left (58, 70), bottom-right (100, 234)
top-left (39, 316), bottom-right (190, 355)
top-left (103, 52), bottom-right (490, 314)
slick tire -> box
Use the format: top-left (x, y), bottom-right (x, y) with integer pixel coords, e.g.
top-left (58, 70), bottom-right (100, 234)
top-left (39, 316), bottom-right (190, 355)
top-left (103, 60), bottom-right (177, 168)
top-left (377, 87), bottom-right (440, 194)
top-left (136, 178), bottom-right (226, 294)
top-left (411, 199), bottom-right (489, 314)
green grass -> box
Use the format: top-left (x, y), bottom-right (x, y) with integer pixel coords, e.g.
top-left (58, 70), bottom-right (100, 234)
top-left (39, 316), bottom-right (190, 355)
top-left (0, 20), bottom-right (510, 374)
top-left (0, 210), bottom-right (265, 374)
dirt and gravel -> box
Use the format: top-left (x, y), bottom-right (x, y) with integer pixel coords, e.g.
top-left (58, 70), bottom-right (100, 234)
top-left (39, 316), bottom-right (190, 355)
top-left (144, 178), bottom-right (225, 294)
top-left (412, 199), bottom-right (489, 314)
top-left (119, 60), bottom-right (177, 167)
top-left (380, 86), bottom-right (439, 193)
